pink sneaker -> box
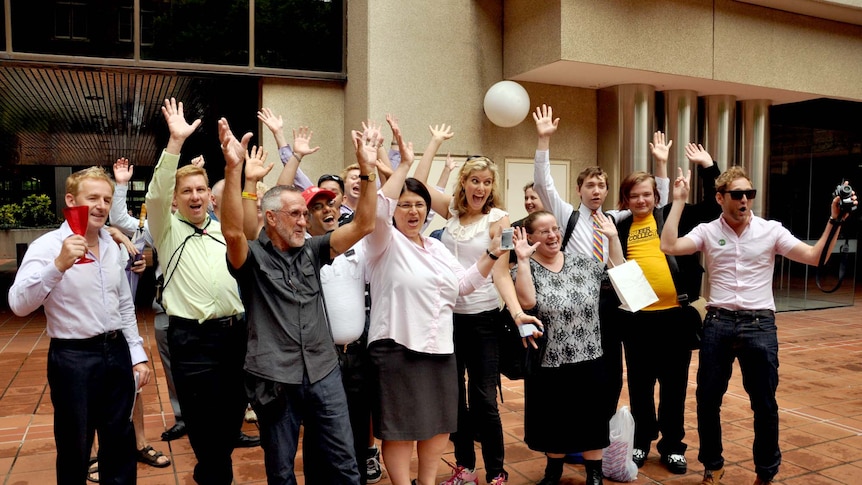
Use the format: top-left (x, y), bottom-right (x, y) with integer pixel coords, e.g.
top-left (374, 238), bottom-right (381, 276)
top-left (439, 459), bottom-right (478, 485)
top-left (489, 472), bottom-right (508, 484)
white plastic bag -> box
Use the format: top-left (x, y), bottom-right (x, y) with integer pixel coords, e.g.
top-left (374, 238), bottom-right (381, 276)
top-left (602, 406), bottom-right (638, 482)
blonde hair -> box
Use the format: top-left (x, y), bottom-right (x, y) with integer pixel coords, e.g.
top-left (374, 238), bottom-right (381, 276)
top-left (66, 167), bottom-right (114, 196)
top-left (341, 163), bottom-right (360, 181)
top-left (715, 166), bottom-right (750, 193)
top-left (452, 156), bottom-right (503, 215)
top-left (175, 165), bottom-right (209, 191)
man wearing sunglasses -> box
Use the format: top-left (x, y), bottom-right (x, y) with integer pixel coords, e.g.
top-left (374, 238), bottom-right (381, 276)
top-left (661, 166), bottom-right (857, 485)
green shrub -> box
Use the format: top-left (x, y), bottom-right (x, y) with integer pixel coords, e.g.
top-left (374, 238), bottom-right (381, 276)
top-left (19, 194), bottom-right (60, 227)
top-left (0, 203), bottom-right (21, 227)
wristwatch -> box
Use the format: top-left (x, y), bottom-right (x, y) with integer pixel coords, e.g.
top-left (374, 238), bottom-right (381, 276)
top-left (359, 173), bottom-right (377, 182)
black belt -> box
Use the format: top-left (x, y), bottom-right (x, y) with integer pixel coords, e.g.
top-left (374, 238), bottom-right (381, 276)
top-left (51, 330), bottom-right (123, 349)
top-left (707, 307), bottom-right (774, 320)
top-left (169, 315), bottom-right (239, 327)
top-left (336, 339), bottom-right (364, 355)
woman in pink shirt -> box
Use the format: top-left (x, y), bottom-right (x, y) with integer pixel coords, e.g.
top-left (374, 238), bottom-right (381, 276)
top-left (364, 126), bottom-right (507, 485)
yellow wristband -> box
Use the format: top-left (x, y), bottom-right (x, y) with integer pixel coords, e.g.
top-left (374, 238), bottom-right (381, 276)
top-left (241, 191), bottom-right (258, 201)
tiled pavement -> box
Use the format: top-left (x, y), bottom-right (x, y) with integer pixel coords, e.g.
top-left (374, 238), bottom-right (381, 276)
top-left (0, 263), bottom-right (860, 484)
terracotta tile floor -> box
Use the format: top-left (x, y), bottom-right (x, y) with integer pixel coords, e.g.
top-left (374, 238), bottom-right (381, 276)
top-left (0, 272), bottom-right (860, 484)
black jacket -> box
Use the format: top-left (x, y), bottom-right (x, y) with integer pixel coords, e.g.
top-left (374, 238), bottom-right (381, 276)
top-left (616, 164), bottom-right (721, 304)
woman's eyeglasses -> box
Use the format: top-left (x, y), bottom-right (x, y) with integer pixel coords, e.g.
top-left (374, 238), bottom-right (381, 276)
top-left (720, 189), bottom-right (757, 200)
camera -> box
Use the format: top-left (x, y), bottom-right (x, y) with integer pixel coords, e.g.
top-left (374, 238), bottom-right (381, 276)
top-left (833, 183), bottom-right (856, 214)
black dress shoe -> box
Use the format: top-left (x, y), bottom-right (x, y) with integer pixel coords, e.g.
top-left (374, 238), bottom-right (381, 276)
top-left (235, 432), bottom-right (261, 448)
top-left (161, 422), bottom-right (187, 441)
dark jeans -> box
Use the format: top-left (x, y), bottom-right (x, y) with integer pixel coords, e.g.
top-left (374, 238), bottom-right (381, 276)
top-left (452, 310), bottom-right (505, 481)
top-left (622, 306), bottom-right (693, 456)
top-left (304, 339), bottom-right (371, 484)
top-left (168, 316), bottom-right (248, 485)
top-left (697, 309), bottom-right (780, 481)
top-left (48, 331), bottom-right (136, 485)
top-left (250, 367), bottom-right (360, 485)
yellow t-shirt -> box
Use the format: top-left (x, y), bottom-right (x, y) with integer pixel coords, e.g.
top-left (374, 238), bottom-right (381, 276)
top-left (626, 214), bottom-right (679, 311)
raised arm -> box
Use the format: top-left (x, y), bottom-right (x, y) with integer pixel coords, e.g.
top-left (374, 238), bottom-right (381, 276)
top-left (219, 118), bottom-right (254, 269)
top-left (242, 145), bottom-right (274, 240)
top-left (328, 128), bottom-right (380, 258)
top-left (532, 105), bottom-right (575, 227)
top-left (784, 185), bottom-right (857, 265)
top-left (380, 114), bottom-right (414, 199)
top-left (649, 131), bottom-right (670, 208)
top-left (145, 98), bottom-right (202, 244)
top-left (489, 217), bottom-right (543, 331)
top-left (275, 126), bottom-right (320, 189)
top-left (110, 157), bottom-right (141, 237)
top-left (660, 167), bottom-right (699, 256)
top-left (412, 124), bottom-right (455, 217)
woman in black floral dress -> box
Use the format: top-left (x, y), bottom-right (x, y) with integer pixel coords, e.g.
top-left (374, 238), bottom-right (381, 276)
top-left (512, 210), bottom-right (624, 485)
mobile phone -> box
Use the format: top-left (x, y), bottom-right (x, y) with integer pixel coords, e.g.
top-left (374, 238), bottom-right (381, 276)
top-left (500, 228), bottom-right (514, 250)
top-left (518, 323), bottom-right (540, 338)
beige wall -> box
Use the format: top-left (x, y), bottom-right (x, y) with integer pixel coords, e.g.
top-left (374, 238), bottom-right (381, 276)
top-left (259, 79), bottom-right (345, 189)
top-left (338, 0), bottom-right (599, 210)
top-left (715, 0), bottom-right (862, 99)
top-left (505, 0), bottom-right (862, 101)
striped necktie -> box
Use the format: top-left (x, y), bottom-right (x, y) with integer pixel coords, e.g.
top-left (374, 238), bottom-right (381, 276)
top-left (591, 211), bottom-right (604, 262)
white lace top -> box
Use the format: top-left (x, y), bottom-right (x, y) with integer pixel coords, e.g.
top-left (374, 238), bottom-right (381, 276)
top-left (440, 201), bottom-right (508, 313)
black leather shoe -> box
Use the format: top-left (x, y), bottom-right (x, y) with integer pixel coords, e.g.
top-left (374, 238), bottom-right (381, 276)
top-left (161, 422), bottom-right (187, 441)
top-left (235, 432), bottom-right (261, 448)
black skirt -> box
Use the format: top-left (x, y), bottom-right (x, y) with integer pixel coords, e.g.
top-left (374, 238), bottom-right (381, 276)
top-left (369, 339), bottom-right (458, 441)
top-left (524, 357), bottom-right (610, 453)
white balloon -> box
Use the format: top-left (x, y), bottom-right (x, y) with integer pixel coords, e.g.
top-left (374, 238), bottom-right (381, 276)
top-left (483, 81), bottom-right (531, 128)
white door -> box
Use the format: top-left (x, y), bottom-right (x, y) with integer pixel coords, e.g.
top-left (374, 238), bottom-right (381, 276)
top-left (504, 159), bottom-right (569, 222)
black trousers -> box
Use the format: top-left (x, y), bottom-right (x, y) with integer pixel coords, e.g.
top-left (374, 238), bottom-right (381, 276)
top-left (168, 316), bottom-right (248, 485)
top-left (48, 331), bottom-right (136, 485)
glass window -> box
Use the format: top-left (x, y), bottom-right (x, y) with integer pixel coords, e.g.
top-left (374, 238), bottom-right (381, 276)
top-left (12, 0), bottom-right (135, 58)
top-left (118, 7), bottom-right (132, 43)
top-left (140, 0), bottom-right (250, 66)
top-left (254, 0), bottom-right (344, 73)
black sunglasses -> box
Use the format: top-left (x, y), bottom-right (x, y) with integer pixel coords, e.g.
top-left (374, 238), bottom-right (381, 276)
top-left (721, 189), bottom-right (757, 200)
top-left (319, 174), bottom-right (343, 183)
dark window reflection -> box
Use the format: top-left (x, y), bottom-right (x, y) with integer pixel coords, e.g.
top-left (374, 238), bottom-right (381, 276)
top-left (0, 2), bottom-right (5, 51)
top-left (255, 0), bottom-right (343, 73)
top-left (12, 0), bottom-right (135, 58)
top-left (140, 0), bottom-right (250, 66)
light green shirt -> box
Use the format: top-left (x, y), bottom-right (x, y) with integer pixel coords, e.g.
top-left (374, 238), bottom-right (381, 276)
top-left (145, 150), bottom-right (244, 321)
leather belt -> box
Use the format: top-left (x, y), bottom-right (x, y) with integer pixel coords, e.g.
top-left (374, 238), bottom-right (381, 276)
top-left (169, 315), bottom-right (238, 327)
top-left (707, 307), bottom-right (774, 320)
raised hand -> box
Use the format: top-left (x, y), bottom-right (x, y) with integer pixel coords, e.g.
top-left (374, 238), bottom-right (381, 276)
top-left (428, 124), bottom-right (454, 143)
top-left (352, 128), bottom-right (380, 169)
top-left (161, 98), bottom-right (201, 143)
top-left (533, 104), bottom-right (559, 138)
top-left (593, 211), bottom-right (618, 239)
top-left (672, 166), bottom-right (692, 202)
top-left (362, 119), bottom-right (384, 148)
top-left (292, 126), bottom-right (320, 158)
top-left (218, 118), bottom-right (253, 171)
top-left (684, 143), bottom-right (713, 168)
top-left (113, 158), bottom-right (134, 185)
top-left (245, 146), bottom-right (274, 182)
top-left (55, 235), bottom-right (87, 272)
top-left (649, 131), bottom-right (673, 164)
top-left (257, 108), bottom-right (283, 135)
top-left (445, 153), bottom-right (459, 173)
top-left (386, 113), bottom-right (401, 140)
top-left (513, 226), bottom-right (540, 261)
top-left (190, 155), bottom-right (205, 169)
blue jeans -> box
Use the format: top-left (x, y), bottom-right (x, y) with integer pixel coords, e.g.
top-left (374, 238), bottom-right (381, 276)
top-left (452, 310), bottom-right (505, 481)
top-left (697, 309), bottom-right (781, 481)
top-left (251, 367), bottom-right (360, 485)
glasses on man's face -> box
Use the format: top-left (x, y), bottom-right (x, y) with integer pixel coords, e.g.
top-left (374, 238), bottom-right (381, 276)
top-left (721, 189), bottom-right (757, 200)
top-left (272, 209), bottom-right (308, 220)
top-left (396, 202), bottom-right (427, 211)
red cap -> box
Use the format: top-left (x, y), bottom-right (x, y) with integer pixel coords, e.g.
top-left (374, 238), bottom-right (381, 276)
top-left (301, 186), bottom-right (337, 206)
